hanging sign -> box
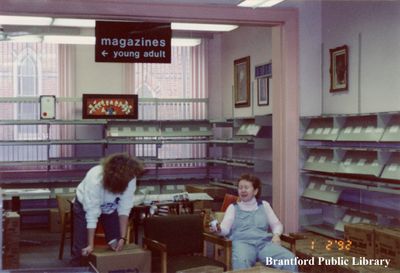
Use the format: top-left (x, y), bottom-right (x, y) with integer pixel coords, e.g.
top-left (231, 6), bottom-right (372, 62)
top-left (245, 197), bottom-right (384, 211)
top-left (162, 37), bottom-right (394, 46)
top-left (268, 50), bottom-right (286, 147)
top-left (95, 21), bottom-right (171, 63)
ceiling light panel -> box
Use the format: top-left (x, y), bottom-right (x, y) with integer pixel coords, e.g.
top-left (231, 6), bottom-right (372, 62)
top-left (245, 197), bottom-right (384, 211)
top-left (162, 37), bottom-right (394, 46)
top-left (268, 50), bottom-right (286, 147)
top-left (238, 0), bottom-right (284, 8)
top-left (171, 22), bottom-right (238, 32)
top-left (53, 18), bottom-right (96, 28)
top-left (43, 35), bottom-right (95, 45)
top-left (10, 35), bottom-right (43, 43)
top-left (171, 38), bottom-right (201, 47)
top-left (0, 15), bottom-right (53, 26)
top-left (238, 0), bottom-right (266, 7)
top-left (259, 0), bottom-right (285, 7)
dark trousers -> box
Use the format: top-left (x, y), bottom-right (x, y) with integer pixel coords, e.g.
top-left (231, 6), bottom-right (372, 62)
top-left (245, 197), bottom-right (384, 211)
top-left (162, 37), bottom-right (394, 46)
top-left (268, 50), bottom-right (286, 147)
top-left (71, 199), bottom-right (120, 266)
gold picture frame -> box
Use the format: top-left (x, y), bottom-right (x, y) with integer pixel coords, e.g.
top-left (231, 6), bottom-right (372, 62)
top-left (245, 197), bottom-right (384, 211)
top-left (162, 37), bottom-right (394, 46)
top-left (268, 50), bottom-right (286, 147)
top-left (234, 56), bottom-right (250, 107)
top-left (329, 45), bottom-right (348, 92)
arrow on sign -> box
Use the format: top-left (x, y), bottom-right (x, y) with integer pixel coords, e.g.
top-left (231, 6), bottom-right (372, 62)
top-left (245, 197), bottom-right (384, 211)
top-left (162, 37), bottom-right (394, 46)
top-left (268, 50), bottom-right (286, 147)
top-left (102, 50), bottom-right (109, 57)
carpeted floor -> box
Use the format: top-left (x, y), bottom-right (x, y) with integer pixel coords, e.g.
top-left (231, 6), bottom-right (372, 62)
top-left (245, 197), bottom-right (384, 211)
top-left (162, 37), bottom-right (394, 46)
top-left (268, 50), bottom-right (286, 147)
top-left (18, 228), bottom-right (72, 269)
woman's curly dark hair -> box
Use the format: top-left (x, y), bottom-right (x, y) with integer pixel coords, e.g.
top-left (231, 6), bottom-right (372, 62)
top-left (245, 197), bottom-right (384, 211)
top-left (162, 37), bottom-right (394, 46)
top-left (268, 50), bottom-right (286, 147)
top-left (102, 153), bottom-right (144, 194)
top-left (238, 173), bottom-right (262, 199)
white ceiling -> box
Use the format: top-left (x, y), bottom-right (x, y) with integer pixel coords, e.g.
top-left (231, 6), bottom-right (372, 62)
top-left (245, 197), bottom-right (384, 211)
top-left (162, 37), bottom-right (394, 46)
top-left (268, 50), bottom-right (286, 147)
top-left (117, 0), bottom-right (244, 6)
top-left (0, 0), bottom-right (292, 41)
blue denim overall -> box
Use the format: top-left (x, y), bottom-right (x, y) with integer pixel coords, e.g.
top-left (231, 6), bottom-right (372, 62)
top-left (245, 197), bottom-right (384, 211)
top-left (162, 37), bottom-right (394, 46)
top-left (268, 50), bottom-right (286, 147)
top-left (230, 201), bottom-right (298, 272)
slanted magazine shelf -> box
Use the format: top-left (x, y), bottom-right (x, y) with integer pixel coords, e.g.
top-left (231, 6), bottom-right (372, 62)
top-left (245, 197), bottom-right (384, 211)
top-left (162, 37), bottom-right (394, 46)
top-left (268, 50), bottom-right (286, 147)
top-left (303, 148), bottom-right (337, 173)
top-left (210, 115), bottom-right (273, 200)
top-left (336, 150), bottom-right (382, 177)
top-left (337, 115), bottom-right (383, 142)
top-left (381, 152), bottom-right (400, 180)
top-left (301, 177), bottom-right (343, 204)
top-left (300, 112), bottom-right (400, 238)
top-left (302, 117), bottom-right (338, 141)
top-left (0, 114), bottom-right (272, 190)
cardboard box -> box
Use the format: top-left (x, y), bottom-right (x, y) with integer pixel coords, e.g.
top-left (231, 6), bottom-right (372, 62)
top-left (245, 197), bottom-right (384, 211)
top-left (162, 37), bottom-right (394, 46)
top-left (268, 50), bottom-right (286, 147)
top-left (177, 265), bottom-right (223, 273)
top-left (344, 223), bottom-right (375, 259)
top-left (3, 211), bottom-right (20, 269)
top-left (89, 244), bottom-right (151, 273)
top-left (374, 228), bottom-right (400, 269)
top-left (49, 208), bottom-right (62, 233)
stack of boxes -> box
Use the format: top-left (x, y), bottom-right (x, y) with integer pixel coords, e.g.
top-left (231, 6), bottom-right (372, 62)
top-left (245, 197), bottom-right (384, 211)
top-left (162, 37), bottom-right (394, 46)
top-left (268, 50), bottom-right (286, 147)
top-left (344, 223), bottom-right (375, 259)
top-left (344, 223), bottom-right (400, 270)
top-left (2, 211), bottom-right (20, 269)
top-left (374, 227), bottom-right (400, 269)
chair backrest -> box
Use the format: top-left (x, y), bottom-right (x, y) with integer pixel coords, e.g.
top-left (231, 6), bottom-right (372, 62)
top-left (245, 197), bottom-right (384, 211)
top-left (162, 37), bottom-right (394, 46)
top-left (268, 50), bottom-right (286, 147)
top-left (55, 194), bottom-right (73, 225)
top-left (144, 214), bottom-right (203, 255)
top-left (220, 194), bottom-right (239, 212)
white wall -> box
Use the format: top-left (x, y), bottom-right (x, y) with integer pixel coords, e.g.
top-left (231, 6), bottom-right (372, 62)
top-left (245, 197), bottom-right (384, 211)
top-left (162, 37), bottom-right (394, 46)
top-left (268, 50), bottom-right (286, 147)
top-left (276, 0), bottom-right (322, 117)
top-left (321, 1), bottom-right (400, 114)
top-left (209, 26), bottom-right (272, 119)
top-left (75, 45), bottom-right (124, 96)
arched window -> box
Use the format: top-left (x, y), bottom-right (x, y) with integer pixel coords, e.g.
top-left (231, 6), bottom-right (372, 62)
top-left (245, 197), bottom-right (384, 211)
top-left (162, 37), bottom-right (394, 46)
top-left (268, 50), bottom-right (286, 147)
top-left (16, 55), bottom-right (39, 137)
top-left (12, 48), bottom-right (47, 162)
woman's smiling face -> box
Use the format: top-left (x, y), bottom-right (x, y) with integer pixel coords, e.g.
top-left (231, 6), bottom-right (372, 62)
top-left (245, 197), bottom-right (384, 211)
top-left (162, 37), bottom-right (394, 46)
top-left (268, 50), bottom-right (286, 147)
top-left (238, 179), bottom-right (258, 202)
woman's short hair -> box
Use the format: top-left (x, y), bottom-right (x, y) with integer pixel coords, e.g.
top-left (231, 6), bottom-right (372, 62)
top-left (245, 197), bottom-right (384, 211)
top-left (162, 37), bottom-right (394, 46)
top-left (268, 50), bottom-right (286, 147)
top-left (238, 173), bottom-right (262, 199)
top-left (102, 153), bottom-right (144, 194)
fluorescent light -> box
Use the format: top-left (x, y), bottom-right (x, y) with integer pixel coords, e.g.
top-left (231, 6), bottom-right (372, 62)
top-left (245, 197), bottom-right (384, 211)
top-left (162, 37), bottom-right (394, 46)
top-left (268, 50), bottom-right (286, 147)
top-left (171, 22), bottom-right (238, 32)
top-left (0, 15), bottom-right (52, 26)
top-left (53, 18), bottom-right (96, 28)
top-left (43, 35), bottom-right (95, 45)
top-left (259, 0), bottom-right (285, 7)
top-left (10, 35), bottom-right (42, 43)
top-left (238, 0), bottom-right (285, 8)
top-left (238, 0), bottom-right (266, 7)
top-left (171, 38), bottom-right (201, 47)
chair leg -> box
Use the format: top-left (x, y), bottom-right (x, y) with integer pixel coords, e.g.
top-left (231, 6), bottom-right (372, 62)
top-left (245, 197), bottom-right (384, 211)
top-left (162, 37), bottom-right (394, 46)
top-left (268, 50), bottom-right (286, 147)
top-left (59, 223), bottom-right (66, 260)
top-left (161, 252), bottom-right (167, 273)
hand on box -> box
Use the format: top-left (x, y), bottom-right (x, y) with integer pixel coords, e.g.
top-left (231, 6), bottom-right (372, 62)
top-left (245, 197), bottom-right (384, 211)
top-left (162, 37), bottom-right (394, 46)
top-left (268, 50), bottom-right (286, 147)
top-left (114, 238), bottom-right (125, 251)
top-left (82, 245), bottom-right (94, 256)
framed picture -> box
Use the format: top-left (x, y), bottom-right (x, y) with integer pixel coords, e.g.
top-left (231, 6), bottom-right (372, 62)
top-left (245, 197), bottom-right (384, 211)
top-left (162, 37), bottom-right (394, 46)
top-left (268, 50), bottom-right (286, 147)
top-left (255, 62), bottom-right (271, 106)
top-left (39, 95), bottom-right (56, 119)
top-left (329, 45), bottom-right (348, 92)
top-left (234, 56), bottom-right (250, 107)
top-left (82, 94), bottom-right (138, 119)
top-left (257, 77), bottom-right (269, 106)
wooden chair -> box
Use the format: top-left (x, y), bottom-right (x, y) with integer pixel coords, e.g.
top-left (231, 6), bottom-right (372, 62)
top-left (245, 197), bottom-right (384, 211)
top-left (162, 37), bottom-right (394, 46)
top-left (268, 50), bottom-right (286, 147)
top-left (56, 194), bottom-right (73, 260)
top-left (220, 193), bottom-right (239, 212)
top-left (143, 214), bottom-right (232, 273)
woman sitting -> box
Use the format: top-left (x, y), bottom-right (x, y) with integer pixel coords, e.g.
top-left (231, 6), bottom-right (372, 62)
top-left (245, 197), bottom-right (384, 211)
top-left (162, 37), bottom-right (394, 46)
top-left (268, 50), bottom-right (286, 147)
top-left (211, 173), bottom-right (298, 272)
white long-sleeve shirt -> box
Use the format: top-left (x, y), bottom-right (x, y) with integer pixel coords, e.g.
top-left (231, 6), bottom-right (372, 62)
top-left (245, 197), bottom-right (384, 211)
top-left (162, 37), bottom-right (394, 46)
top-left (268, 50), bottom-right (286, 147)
top-left (76, 165), bottom-right (136, 229)
top-left (219, 198), bottom-right (283, 236)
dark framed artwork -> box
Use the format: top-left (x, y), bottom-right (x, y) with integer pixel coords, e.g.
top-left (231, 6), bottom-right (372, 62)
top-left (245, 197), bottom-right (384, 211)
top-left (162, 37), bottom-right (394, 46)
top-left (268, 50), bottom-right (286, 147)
top-left (255, 62), bottom-right (271, 106)
top-left (82, 94), bottom-right (138, 119)
top-left (329, 45), bottom-right (348, 92)
top-left (234, 56), bottom-right (250, 107)
top-left (257, 77), bottom-right (269, 106)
